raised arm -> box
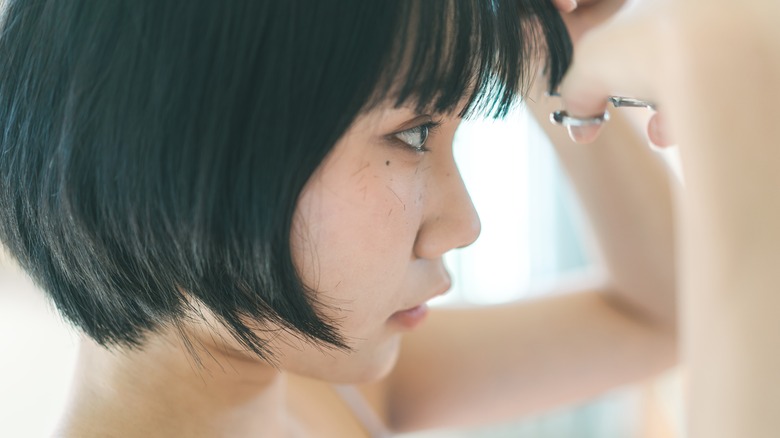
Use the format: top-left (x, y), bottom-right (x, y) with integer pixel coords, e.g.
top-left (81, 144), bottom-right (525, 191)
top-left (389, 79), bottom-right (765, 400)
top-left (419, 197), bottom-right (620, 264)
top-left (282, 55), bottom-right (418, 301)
top-left (379, 81), bottom-right (677, 433)
top-left (527, 83), bottom-right (678, 328)
top-left (375, 1), bottom-right (681, 432)
top-left (550, 2), bottom-right (780, 437)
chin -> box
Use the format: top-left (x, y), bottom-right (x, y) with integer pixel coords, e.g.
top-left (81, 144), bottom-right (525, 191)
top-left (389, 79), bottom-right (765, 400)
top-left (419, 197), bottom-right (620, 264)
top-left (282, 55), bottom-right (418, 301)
top-left (354, 346), bottom-right (402, 383)
top-left (312, 332), bottom-right (404, 384)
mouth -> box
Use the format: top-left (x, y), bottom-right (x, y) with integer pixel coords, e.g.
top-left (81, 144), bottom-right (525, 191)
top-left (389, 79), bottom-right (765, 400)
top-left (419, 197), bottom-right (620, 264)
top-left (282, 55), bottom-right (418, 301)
top-left (389, 303), bottom-right (430, 330)
top-left (389, 275), bottom-right (452, 330)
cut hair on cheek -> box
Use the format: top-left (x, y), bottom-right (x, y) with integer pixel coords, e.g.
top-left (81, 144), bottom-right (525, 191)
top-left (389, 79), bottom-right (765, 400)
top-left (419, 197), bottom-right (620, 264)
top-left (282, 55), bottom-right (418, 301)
top-left (0, 0), bottom-right (571, 361)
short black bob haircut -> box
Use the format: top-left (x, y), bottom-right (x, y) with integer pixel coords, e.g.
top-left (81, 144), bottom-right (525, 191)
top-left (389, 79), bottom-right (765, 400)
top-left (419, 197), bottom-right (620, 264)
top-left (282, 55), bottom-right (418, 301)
top-left (0, 0), bottom-right (571, 361)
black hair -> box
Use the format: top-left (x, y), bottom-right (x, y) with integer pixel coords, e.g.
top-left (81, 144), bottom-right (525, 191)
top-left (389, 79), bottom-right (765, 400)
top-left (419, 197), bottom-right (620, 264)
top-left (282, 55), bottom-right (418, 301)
top-left (0, 0), bottom-right (571, 360)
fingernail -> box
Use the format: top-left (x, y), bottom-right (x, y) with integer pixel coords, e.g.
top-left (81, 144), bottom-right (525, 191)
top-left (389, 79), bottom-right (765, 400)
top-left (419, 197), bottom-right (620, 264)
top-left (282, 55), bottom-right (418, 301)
top-left (567, 124), bottom-right (602, 144)
top-left (565, 0), bottom-right (578, 12)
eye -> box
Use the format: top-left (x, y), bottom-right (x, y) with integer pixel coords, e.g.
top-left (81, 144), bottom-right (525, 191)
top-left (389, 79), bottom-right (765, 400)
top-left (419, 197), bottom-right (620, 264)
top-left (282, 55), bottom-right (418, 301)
top-left (393, 122), bottom-right (440, 153)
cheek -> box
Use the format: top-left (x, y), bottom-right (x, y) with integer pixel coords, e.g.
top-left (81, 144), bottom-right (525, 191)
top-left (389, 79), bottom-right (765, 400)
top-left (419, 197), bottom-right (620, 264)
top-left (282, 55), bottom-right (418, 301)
top-left (291, 167), bottom-right (424, 330)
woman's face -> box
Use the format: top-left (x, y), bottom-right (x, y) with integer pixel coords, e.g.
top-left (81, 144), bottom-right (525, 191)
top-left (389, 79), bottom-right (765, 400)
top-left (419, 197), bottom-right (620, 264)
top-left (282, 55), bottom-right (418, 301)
top-left (198, 105), bottom-right (480, 383)
top-left (271, 104), bottom-right (481, 383)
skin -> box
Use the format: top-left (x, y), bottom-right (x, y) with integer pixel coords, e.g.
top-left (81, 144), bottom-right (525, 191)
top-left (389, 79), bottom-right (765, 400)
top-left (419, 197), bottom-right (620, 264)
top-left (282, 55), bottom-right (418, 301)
top-left (54, 1), bottom-right (681, 436)
top-left (57, 99), bottom-right (676, 437)
top-left (558, 0), bottom-right (780, 436)
top-left (279, 107), bottom-right (476, 383)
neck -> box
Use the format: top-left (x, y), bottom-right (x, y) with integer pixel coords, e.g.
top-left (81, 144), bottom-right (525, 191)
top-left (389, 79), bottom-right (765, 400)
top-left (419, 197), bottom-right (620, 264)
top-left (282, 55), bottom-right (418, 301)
top-left (60, 330), bottom-right (291, 437)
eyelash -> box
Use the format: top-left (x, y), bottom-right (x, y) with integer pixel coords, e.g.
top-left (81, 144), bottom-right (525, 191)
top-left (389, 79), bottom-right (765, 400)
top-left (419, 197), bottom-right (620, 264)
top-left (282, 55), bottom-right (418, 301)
top-left (392, 121), bottom-right (442, 153)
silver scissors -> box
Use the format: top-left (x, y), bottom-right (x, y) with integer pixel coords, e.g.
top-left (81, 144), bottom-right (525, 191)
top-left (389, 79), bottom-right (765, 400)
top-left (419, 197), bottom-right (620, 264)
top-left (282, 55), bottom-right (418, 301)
top-left (550, 96), bottom-right (656, 127)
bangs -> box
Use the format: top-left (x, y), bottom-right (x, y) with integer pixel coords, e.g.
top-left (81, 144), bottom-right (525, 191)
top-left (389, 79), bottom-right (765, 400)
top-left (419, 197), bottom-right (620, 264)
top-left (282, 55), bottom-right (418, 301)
top-left (368, 0), bottom-right (572, 118)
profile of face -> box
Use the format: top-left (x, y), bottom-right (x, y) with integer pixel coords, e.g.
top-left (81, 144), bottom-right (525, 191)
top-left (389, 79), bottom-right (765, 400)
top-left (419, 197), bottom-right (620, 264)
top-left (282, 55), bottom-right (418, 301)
top-left (0, 0), bottom-right (570, 388)
top-left (240, 106), bottom-right (479, 383)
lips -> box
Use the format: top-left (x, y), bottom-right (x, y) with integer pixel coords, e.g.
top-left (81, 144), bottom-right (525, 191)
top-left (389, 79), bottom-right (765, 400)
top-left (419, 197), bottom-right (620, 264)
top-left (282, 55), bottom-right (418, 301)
top-left (389, 275), bottom-right (451, 330)
top-left (389, 303), bottom-right (429, 330)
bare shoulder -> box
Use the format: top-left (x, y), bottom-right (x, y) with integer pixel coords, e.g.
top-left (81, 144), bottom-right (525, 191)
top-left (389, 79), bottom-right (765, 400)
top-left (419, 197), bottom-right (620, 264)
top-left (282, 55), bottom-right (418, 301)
top-left (357, 377), bottom-right (392, 425)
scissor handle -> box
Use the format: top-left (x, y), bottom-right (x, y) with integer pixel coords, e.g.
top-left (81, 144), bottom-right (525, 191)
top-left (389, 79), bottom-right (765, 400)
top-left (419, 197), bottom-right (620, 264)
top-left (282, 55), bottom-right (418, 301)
top-left (550, 110), bottom-right (610, 127)
top-left (608, 96), bottom-right (656, 110)
top-left (550, 96), bottom-right (656, 127)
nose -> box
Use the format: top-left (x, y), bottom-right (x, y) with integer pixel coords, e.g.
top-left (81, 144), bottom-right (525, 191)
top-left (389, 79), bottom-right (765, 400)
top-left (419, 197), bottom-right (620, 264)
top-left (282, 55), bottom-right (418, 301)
top-left (413, 164), bottom-right (481, 260)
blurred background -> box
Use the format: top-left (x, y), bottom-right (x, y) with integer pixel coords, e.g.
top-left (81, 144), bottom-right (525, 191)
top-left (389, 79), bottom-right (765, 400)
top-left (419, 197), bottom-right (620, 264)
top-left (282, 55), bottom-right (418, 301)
top-left (0, 105), bottom-right (683, 437)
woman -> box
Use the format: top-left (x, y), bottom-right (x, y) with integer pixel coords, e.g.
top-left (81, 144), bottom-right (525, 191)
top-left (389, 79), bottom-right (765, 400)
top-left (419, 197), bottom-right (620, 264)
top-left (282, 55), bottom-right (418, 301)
top-left (0, 0), bottom-right (676, 436)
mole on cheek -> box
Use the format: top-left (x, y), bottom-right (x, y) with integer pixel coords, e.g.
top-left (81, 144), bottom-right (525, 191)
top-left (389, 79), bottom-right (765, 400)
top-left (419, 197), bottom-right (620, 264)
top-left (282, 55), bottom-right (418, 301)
top-left (385, 160), bottom-right (390, 166)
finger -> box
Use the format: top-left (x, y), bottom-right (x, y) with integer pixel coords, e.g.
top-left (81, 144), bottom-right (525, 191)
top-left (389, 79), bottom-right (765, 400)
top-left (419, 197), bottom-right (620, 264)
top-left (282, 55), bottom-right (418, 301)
top-left (558, 21), bottom-right (659, 142)
top-left (559, 84), bottom-right (610, 144)
top-left (553, 0), bottom-right (578, 13)
top-left (566, 121), bottom-right (605, 144)
top-left (647, 112), bottom-right (675, 147)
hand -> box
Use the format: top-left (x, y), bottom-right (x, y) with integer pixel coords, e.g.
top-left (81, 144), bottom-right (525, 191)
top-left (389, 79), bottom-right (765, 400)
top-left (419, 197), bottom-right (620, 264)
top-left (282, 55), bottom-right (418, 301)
top-left (552, 0), bottom-right (577, 13)
top-left (556, 1), bottom-right (677, 145)
top-left (551, 0), bottom-right (669, 146)
top-left (554, 0), bottom-right (628, 45)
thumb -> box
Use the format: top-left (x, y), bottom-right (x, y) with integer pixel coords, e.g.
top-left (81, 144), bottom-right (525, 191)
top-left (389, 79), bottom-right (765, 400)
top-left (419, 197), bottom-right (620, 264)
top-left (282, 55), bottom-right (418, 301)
top-left (553, 0), bottom-right (578, 13)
